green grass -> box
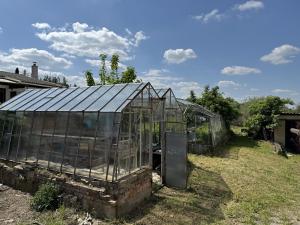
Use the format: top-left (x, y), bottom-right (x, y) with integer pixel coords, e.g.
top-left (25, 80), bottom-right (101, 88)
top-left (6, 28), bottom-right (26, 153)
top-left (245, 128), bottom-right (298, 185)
top-left (20, 128), bottom-right (300, 224)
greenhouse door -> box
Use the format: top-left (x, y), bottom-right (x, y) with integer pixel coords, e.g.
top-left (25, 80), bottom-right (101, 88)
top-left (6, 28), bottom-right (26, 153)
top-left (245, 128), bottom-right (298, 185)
top-left (164, 132), bottom-right (187, 189)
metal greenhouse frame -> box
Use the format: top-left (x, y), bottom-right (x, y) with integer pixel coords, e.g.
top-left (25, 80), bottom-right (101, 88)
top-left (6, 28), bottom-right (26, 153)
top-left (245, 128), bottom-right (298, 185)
top-left (0, 83), bottom-right (159, 182)
top-left (177, 98), bottom-right (227, 152)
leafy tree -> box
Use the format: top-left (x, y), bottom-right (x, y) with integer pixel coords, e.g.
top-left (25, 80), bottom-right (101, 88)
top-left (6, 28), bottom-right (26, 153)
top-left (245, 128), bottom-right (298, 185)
top-left (196, 86), bottom-right (240, 129)
top-left (62, 77), bottom-right (69, 87)
top-left (109, 54), bottom-right (119, 83)
top-left (42, 75), bottom-right (69, 87)
top-left (187, 90), bottom-right (197, 103)
top-left (244, 96), bottom-right (293, 139)
top-left (85, 70), bottom-right (95, 86)
top-left (99, 53), bottom-right (107, 84)
top-left (121, 66), bottom-right (137, 83)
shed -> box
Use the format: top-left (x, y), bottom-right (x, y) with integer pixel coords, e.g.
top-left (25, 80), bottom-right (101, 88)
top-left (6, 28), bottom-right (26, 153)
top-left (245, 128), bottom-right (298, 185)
top-left (274, 112), bottom-right (300, 152)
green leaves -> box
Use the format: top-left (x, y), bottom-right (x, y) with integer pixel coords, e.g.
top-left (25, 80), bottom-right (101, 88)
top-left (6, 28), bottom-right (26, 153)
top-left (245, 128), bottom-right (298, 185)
top-left (189, 85), bottom-right (240, 129)
top-left (244, 96), bottom-right (294, 138)
top-left (85, 70), bottom-right (95, 86)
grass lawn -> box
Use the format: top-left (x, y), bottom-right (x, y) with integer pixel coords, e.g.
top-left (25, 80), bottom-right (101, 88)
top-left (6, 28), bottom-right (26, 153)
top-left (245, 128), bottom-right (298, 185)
top-left (18, 129), bottom-right (300, 225)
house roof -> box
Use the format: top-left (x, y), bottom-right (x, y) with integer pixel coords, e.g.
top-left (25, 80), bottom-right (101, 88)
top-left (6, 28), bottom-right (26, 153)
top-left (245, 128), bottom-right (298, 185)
top-left (0, 83), bottom-right (153, 112)
top-left (0, 71), bottom-right (64, 88)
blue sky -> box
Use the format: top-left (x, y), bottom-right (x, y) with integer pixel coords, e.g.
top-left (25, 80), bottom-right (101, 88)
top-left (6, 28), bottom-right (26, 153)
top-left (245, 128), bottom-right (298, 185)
top-left (0, 0), bottom-right (299, 103)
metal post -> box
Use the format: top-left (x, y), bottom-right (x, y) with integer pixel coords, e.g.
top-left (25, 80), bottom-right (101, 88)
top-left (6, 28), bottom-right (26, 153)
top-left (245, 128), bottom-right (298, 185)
top-left (48, 112), bottom-right (58, 169)
top-left (15, 113), bottom-right (24, 161)
top-left (36, 112), bottom-right (46, 164)
top-left (105, 113), bottom-right (117, 181)
top-left (128, 110), bottom-right (132, 174)
top-left (60, 112), bottom-right (71, 173)
top-left (88, 111), bottom-right (100, 180)
top-left (139, 110), bottom-right (142, 168)
top-left (25, 112), bottom-right (35, 161)
top-left (6, 118), bottom-right (15, 160)
top-left (112, 113), bottom-right (122, 181)
top-left (74, 112), bottom-right (84, 177)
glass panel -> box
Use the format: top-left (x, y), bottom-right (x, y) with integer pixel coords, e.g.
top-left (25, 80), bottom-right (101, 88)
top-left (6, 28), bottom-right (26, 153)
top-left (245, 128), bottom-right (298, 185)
top-left (27, 88), bottom-right (66, 111)
top-left (37, 112), bottom-right (56, 168)
top-left (0, 112), bottom-right (15, 159)
top-left (75, 112), bottom-right (97, 178)
top-left (59, 87), bottom-right (99, 111)
top-left (0, 89), bottom-right (33, 110)
top-left (49, 112), bottom-right (69, 171)
top-left (90, 113), bottom-right (115, 180)
top-left (71, 86), bottom-right (110, 111)
top-left (86, 84), bottom-right (126, 112)
top-left (2, 89), bottom-right (42, 111)
top-left (26, 112), bottom-right (44, 163)
top-left (101, 83), bottom-right (141, 112)
top-left (17, 89), bottom-right (57, 111)
top-left (47, 88), bottom-right (87, 111)
top-left (61, 112), bottom-right (83, 174)
top-left (8, 112), bottom-right (24, 161)
top-left (36, 88), bottom-right (76, 111)
top-left (17, 112), bottom-right (33, 162)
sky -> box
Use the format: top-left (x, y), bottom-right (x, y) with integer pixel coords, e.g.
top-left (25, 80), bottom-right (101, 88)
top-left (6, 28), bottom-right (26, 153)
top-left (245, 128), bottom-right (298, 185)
top-left (0, 0), bottom-right (299, 103)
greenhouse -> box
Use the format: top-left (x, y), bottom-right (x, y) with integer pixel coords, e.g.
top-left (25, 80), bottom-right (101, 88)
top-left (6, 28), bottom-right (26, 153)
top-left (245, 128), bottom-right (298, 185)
top-left (0, 83), bottom-right (160, 182)
top-left (177, 98), bottom-right (227, 154)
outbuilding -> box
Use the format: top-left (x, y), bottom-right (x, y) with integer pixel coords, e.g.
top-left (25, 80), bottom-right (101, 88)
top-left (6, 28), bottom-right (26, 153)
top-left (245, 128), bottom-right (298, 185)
top-left (274, 112), bottom-right (300, 152)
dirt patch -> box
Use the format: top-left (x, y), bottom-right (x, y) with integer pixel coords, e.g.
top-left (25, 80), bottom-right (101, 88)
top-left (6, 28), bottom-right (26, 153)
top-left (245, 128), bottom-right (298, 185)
top-left (0, 184), bottom-right (35, 224)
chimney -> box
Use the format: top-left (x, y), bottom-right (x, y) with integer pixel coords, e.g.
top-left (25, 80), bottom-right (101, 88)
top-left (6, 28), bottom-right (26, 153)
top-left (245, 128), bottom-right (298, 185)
top-left (31, 62), bottom-right (38, 79)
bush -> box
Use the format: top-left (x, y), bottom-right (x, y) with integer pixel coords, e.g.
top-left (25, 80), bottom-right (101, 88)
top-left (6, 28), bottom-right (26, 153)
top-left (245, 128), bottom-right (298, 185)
top-left (31, 182), bottom-right (61, 212)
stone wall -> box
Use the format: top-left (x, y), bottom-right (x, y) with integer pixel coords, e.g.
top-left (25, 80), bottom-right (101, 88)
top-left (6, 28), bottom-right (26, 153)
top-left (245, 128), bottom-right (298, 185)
top-left (0, 160), bottom-right (152, 219)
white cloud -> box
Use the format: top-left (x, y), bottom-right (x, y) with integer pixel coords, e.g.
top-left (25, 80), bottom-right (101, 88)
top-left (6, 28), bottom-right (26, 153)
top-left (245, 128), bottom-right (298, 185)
top-left (32, 22), bottom-right (51, 30)
top-left (163, 48), bottom-right (197, 64)
top-left (72, 22), bottom-right (89, 33)
top-left (217, 80), bottom-right (241, 90)
top-left (235, 1), bottom-right (264, 11)
top-left (65, 75), bottom-right (86, 87)
top-left (140, 69), bottom-right (202, 98)
top-left (193, 9), bottom-right (224, 23)
top-left (0, 48), bottom-right (72, 72)
top-left (33, 22), bottom-right (147, 61)
top-left (250, 88), bottom-right (259, 92)
top-left (221, 66), bottom-right (261, 75)
top-left (260, 44), bottom-right (300, 65)
top-left (0, 26), bottom-right (3, 34)
top-left (133, 31), bottom-right (148, 47)
top-left (272, 89), bottom-right (293, 94)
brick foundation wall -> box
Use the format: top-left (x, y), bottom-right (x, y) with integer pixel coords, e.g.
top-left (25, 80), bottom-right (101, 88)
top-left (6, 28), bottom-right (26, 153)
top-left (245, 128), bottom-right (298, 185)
top-left (0, 160), bottom-right (152, 219)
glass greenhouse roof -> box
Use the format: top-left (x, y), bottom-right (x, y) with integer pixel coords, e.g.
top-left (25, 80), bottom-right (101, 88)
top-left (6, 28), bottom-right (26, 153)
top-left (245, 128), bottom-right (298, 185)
top-left (0, 83), bottom-right (147, 112)
top-left (176, 98), bottom-right (216, 117)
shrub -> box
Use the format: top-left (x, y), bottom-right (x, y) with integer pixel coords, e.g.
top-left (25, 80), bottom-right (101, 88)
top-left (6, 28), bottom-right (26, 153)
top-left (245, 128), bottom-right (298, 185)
top-left (31, 182), bottom-right (61, 212)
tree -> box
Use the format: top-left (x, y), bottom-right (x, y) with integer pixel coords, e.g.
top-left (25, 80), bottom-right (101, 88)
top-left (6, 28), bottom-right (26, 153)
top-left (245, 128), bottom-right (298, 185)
top-left (187, 90), bottom-right (197, 103)
top-left (15, 67), bottom-right (19, 74)
top-left (196, 86), bottom-right (240, 129)
top-left (121, 66), bottom-right (137, 83)
top-left (109, 54), bottom-right (119, 83)
top-left (99, 53), bottom-right (107, 85)
top-left (85, 70), bottom-right (95, 86)
top-left (62, 77), bottom-right (69, 87)
top-left (244, 96), bottom-right (293, 139)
